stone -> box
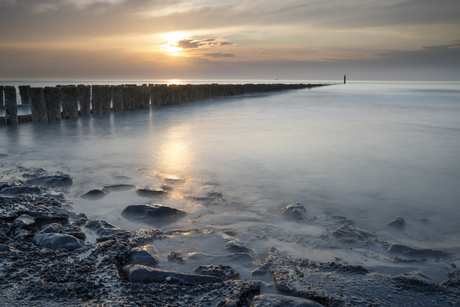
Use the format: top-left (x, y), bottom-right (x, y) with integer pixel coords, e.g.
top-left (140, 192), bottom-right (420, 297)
top-left (39, 223), bottom-right (63, 233)
top-left (123, 264), bottom-right (222, 285)
top-left (80, 189), bottom-right (107, 200)
top-left (0, 186), bottom-right (41, 196)
top-left (13, 214), bottom-right (35, 228)
top-left (26, 174), bottom-right (73, 188)
top-left (102, 184), bottom-right (136, 193)
top-left (84, 219), bottom-right (124, 237)
top-left (121, 203), bottom-right (186, 225)
top-left (386, 216), bottom-right (405, 230)
top-left (194, 264), bottom-right (239, 281)
top-left (136, 187), bottom-right (169, 197)
top-left (332, 224), bottom-right (378, 243)
top-left (130, 245), bottom-right (160, 266)
top-left (387, 244), bottom-right (449, 259)
top-left (167, 251), bottom-right (185, 263)
top-left (281, 203), bottom-right (308, 220)
top-left (250, 294), bottom-right (324, 307)
top-left (33, 233), bottom-right (82, 250)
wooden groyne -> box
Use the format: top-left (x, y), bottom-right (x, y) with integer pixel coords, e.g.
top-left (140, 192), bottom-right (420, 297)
top-left (0, 83), bottom-right (325, 126)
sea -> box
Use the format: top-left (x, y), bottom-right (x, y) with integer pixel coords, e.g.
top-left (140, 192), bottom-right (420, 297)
top-left (1, 80), bottom-right (459, 280)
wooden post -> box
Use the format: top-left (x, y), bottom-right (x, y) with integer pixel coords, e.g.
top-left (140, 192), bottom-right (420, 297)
top-left (0, 86), bottom-right (4, 107)
top-left (112, 85), bottom-right (124, 112)
top-left (344, 75), bottom-right (346, 84)
top-left (19, 85), bottom-right (31, 105)
top-left (29, 87), bottom-right (48, 123)
top-left (61, 85), bottom-right (79, 119)
top-left (44, 86), bottom-right (62, 122)
top-left (4, 86), bottom-right (18, 125)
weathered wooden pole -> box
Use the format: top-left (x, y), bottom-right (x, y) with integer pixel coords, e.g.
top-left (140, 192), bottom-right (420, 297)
top-left (101, 86), bottom-right (112, 114)
top-left (4, 86), bottom-right (18, 125)
top-left (77, 85), bottom-right (91, 116)
top-left (344, 75), bottom-right (346, 84)
top-left (0, 86), bottom-right (4, 107)
top-left (91, 85), bottom-right (102, 115)
top-left (112, 85), bottom-right (124, 112)
top-left (123, 85), bottom-right (135, 111)
top-left (29, 87), bottom-right (48, 123)
top-left (19, 85), bottom-right (31, 105)
top-left (61, 85), bottom-right (79, 119)
top-left (44, 86), bottom-right (61, 122)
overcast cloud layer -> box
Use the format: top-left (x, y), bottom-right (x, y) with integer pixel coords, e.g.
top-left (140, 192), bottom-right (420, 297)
top-left (1, 0), bottom-right (459, 80)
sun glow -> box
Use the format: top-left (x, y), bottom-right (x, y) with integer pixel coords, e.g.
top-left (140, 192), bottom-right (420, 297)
top-left (160, 32), bottom-right (189, 56)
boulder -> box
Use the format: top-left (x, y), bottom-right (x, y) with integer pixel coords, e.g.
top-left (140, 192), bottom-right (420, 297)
top-left (26, 174), bottom-right (73, 188)
top-left (0, 186), bottom-right (41, 196)
top-left (332, 224), bottom-right (378, 243)
top-left (39, 223), bottom-right (63, 233)
top-left (80, 189), bottom-right (107, 200)
top-left (387, 244), bottom-right (449, 259)
top-left (281, 203), bottom-right (308, 220)
top-left (250, 294), bottom-right (324, 307)
top-left (194, 264), bottom-right (239, 281)
top-left (136, 188), bottom-right (169, 198)
top-left (386, 216), bottom-right (405, 230)
top-left (13, 215), bottom-right (35, 228)
top-left (85, 219), bottom-right (124, 237)
top-left (121, 203), bottom-right (186, 225)
top-left (102, 184), bottom-right (136, 193)
top-left (130, 245), bottom-right (160, 266)
top-left (123, 264), bottom-right (222, 285)
top-left (33, 233), bottom-right (82, 250)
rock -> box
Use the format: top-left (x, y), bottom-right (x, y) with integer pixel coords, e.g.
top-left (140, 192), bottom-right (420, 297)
top-left (163, 177), bottom-right (186, 184)
top-left (39, 223), bottom-right (63, 233)
top-left (250, 293), bottom-right (324, 307)
top-left (13, 214), bottom-right (35, 228)
top-left (0, 153), bottom-right (9, 158)
top-left (85, 219), bottom-right (124, 237)
top-left (136, 187), bottom-right (169, 197)
top-left (386, 216), bottom-right (405, 230)
top-left (80, 189), bottom-right (107, 200)
top-left (194, 264), bottom-right (239, 281)
top-left (224, 236), bottom-right (251, 253)
top-left (0, 244), bottom-right (14, 252)
top-left (0, 186), bottom-right (41, 196)
top-left (123, 264), bottom-right (223, 285)
top-left (387, 244), bottom-right (449, 259)
top-left (33, 233), bottom-right (82, 250)
top-left (121, 203), bottom-right (186, 225)
top-left (281, 203), bottom-right (308, 220)
top-left (332, 224), bottom-right (378, 243)
top-left (441, 270), bottom-right (460, 288)
top-left (26, 174), bottom-right (73, 188)
top-left (130, 245), bottom-right (160, 266)
top-left (102, 184), bottom-right (136, 193)
top-left (167, 251), bottom-right (185, 263)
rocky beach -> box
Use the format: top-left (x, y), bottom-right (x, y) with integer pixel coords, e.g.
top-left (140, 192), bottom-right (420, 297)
top-left (1, 162), bottom-right (459, 306)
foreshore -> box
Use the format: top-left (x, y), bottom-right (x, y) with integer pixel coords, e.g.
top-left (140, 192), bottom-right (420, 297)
top-left (0, 83), bottom-right (327, 126)
top-left (0, 164), bottom-right (459, 306)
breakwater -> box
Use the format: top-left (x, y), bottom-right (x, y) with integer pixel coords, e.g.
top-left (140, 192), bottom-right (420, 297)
top-left (0, 83), bottom-right (325, 126)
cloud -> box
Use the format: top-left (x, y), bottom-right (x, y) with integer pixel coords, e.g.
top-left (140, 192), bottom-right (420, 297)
top-left (174, 38), bottom-right (234, 50)
top-left (204, 52), bottom-right (234, 58)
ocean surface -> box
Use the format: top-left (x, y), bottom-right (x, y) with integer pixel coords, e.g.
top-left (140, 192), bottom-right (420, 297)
top-left (1, 80), bottom-right (459, 270)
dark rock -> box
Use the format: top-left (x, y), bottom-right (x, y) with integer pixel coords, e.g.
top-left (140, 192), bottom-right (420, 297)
top-left (386, 216), bottom-right (405, 230)
top-left (33, 233), bottom-right (82, 250)
top-left (136, 187), bottom-right (169, 197)
top-left (26, 174), bottom-right (73, 188)
top-left (250, 293), bottom-right (324, 307)
top-left (39, 223), bottom-right (63, 233)
top-left (84, 219), bottom-right (124, 237)
top-left (167, 250), bottom-right (185, 263)
top-left (0, 186), bottom-right (41, 196)
top-left (102, 184), bottom-right (136, 193)
top-left (332, 224), bottom-right (378, 243)
top-left (387, 244), bottom-right (449, 259)
top-left (121, 203), bottom-right (186, 225)
top-left (281, 203), bottom-right (308, 220)
top-left (0, 153), bottom-right (9, 158)
top-left (163, 177), bottom-right (186, 184)
top-left (194, 264), bottom-right (239, 281)
top-left (13, 214), bottom-right (35, 228)
top-left (224, 236), bottom-right (251, 254)
top-left (441, 270), bottom-right (460, 288)
top-left (0, 244), bottom-right (14, 252)
top-left (80, 189), bottom-right (107, 200)
top-left (130, 245), bottom-right (160, 266)
top-left (123, 264), bottom-right (223, 285)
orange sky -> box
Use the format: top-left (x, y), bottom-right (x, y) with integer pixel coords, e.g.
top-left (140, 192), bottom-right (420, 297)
top-left (0, 0), bottom-right (459, 81)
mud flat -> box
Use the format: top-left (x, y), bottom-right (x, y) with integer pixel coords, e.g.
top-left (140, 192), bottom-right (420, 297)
top-left (0, 164), bottom-right (459, 306)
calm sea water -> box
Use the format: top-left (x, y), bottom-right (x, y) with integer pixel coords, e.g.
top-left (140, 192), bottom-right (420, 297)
top-left (1, 80), bottom-right (459, 251)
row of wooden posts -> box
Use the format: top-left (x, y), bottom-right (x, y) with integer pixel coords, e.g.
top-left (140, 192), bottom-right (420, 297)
top-left (0, 83), bottom-right (323, 126)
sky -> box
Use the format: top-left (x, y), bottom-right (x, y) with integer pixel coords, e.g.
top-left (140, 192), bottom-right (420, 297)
top-left (0, 0), bottom-right (459, 81)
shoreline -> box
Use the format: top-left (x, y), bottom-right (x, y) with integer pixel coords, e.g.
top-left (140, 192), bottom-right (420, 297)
top-left (1, 165), bottom-right (459, 306)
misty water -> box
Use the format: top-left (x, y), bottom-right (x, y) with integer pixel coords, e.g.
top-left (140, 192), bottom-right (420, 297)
top-left (1, 81), bottom-right (460, 281)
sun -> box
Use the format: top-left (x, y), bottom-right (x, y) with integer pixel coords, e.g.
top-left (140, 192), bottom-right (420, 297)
top-left (160, 32), bottom-right (189, 56)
